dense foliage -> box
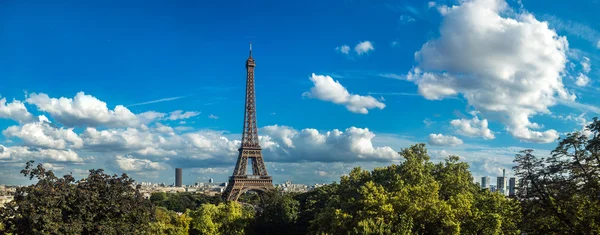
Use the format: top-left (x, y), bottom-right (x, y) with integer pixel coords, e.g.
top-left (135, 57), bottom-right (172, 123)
top-left (0, 161), bottom-right (154, 234)
top-left (305, 144), bottom-right (521, 235)
top-left (148, 207), bottom-right (192, 235)
top-left (150, 192), bottom-right (221, 213)
top-left (2, 118), bottom-right (600, 234)
top-left (514, 117), bottom-right (600, 234)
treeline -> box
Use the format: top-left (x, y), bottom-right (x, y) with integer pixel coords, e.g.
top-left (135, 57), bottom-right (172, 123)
top-left (1, 118), bottom-right (600, 234)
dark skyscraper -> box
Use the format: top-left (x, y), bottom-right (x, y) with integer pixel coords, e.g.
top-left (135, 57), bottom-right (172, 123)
top-left (509, 177), bottom-right (516, 196)
top-left (175, 168), bottom-right (182, 187)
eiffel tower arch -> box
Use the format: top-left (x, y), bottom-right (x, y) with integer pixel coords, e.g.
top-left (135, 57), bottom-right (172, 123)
top-left (222, 43), bottom-right (274, 201)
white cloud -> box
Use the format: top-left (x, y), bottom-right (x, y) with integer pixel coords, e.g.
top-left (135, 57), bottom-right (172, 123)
top-left (3, 122), bottom-right (83, 149)
top-left (154, 123), bottom-right (174, 134)
top-left (80, 127), bottom-right (156, 152)
top-left (450, 116), bottom-right (495, 139)
top-left (335, 45), bottom-right (351, 54)
top-left (408, 0), bottom-right (572, 143)
top-left (137, 111), bottom-right (166, 124)
top-left (0, 145), bottom-right (82, 162)
top-left (428, 134), bottom-right (463, 146)
top-left (597, 40), bottom-right (600, 49)
top-left (575, 73), bottom-right (591, 87)
top-left (0, 98), bottom-right (35, 124)
top-left (167, 110), bottom-right (200, 121)
top-left (42, 163), bottom-right (66, 171)
top-left (303, 73), bottom-right (385, 114)
top-left (581, 57), bottom-right (591, 73)
top-left (355, 41), bottom-right (374, 55)
top-left (428, 1), bottom-right (436, 8)
top-left (26, 92), bottom-right (140, 128)
top-left (115, 155), bottom-right (165, 172)
top-left (208, 114), bottom-right (219, 119)
top-left (261, 125), bottom-right (401, 163)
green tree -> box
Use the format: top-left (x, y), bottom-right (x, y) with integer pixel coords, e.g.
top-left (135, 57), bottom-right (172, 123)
top-left (189, 201), bottom-right (255, 235)
top-left (513, 117), bottom-right (600, 234)
top-left (148, 207), bottom-right (191, 235)
top-left (253, 191), bottom-right (301, 234)
top-left (150, 192), bottom-right (168, 203)
top-left (0, 161), bottom-right (154, 234)
top-left (308, 144), bottom-right (521, 235)
top-left (150, 192), bottom-right (221, 213)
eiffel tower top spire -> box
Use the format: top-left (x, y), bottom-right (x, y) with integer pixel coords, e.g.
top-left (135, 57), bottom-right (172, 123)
top-left (241, 42), bottom-right (259, 148)
top-left (246, 42), bottom-right (255, 68)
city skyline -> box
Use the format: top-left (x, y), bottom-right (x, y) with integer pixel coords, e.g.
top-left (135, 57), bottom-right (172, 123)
top-left (1, 0), bottom-right (600, 185)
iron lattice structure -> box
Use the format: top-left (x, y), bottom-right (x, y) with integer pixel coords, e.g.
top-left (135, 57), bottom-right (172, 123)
top-left (222, 44), bottom-right (274, 201)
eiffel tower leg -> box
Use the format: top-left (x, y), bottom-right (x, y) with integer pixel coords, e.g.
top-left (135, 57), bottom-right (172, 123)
top-left (253, 156), bottom-right (268, 176)
top-left (232, 153), bottom-right (248, 176)
top-left (251, 158), bottom-right (259, 175)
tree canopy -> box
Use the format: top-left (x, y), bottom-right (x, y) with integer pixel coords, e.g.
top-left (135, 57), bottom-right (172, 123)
top-left (0, 161), bottom-right (154, 234)
top-left (514, 117), bottom-right (600, 234)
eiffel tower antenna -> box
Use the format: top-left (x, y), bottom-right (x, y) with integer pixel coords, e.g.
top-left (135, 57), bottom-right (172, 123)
top-left (222, 43), bottom-right (274, 201)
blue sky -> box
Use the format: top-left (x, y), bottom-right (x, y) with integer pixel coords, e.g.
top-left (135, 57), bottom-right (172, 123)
top-left (1, 0), bottom-right (599, 186)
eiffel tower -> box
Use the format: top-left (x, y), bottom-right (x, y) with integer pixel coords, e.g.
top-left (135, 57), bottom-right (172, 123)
top-left (222, 43), bottom-right (274, 201)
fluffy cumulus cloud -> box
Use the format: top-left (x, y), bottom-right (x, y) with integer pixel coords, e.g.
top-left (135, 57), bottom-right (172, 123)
top-left (303, 73), bottom-right (385, 114)
top-left (428, 134), bottom-right (463, 146)
top-left (115, 155), bottom-right (165, 172)
top-left (355, 41), bottom-right (374, 55)
top-left (575, 73), bottom-right (590, 87)
top-left (408, 0), bottom-right (572, 143)
top-left (0, 145), bottom-right (82, 162)
top-left (0, 98), bottom-right (35, 124)
top-left (3, 122), bottom-right (83, 149)
top-left (26, 92), bottom-right (140, 128)
top-left (261, 125), bottom-right (400, 163)
top-left (450, 116), bottom-right (495, 139)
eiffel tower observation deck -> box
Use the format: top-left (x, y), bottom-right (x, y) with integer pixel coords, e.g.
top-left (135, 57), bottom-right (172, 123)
top-left (222, 44), bottom-right (274, 201)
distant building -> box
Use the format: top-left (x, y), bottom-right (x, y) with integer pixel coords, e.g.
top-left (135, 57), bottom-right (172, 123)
top-left (176, 168), bottom-right (182, 187)
top-left (481, 176), bottom-right (490, 189)
top-left (490, 185), bottom-right (497, 192)
top-left (509, 177), bottom-right (516, 196)
top-left (209, 178), bottom-right (214, 183)
top-left (497, 169), bottom-right (507, 195)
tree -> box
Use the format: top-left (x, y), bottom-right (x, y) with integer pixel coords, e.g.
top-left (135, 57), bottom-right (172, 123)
top-left (189, 201), bottom-right (255, 235)
top-left (253, 191), bottom-right (301, 234)
top-left (513, 117), bottom-right (600, 234)
top-left (0, 161), bottom-right (154, 234)
top-left (150, 192), bottom-right (168, 203)
top-left (150, 192), bottom-right (222, 213)
top-left (308, 144), bottom-right (521, 235)
top-left (148, 207), bottom-right (191, 235)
